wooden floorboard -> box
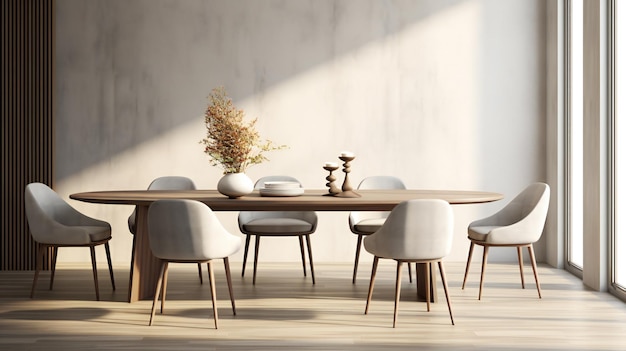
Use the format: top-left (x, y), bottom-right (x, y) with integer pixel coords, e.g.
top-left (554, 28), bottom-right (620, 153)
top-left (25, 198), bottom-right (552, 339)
top-left (1, 261), bottom-right (625, 350)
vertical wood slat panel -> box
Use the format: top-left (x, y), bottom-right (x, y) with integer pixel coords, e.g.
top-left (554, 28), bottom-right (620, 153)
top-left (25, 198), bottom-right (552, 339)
top-left (1, 0), bottom-right (54, 271)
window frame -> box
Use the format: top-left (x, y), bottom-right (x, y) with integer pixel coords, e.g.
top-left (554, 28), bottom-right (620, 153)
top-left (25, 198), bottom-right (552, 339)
top-left (608, 0), bottom-right (626, 301)
top-left (565, 0), bottom-right (583, 278)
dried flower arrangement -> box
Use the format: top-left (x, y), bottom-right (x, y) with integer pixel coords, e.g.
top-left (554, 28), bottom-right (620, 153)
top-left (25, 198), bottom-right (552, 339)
top-left (201, 87), bottom-right (285, 174)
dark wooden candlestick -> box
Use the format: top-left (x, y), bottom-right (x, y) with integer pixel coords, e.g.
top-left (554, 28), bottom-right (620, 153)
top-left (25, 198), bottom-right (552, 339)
top-left (335, 155), bottom-right (360, 198)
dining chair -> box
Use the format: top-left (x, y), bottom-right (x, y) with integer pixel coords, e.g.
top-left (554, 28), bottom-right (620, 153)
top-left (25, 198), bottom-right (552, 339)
top-left (25, 182), bottom-right (115, 301)
top-left (348, 176), bottom-right (411, 284)
top-left (238, 175), bottom-right (318, 284)
top-left (147, 199), bottom-right (241, 328)
top-left (461, 182), bottom-right (550, 300)
top-left (128, 176), bottom-right (206, 283)
top-left (363, 199), bottom-right (455, 327)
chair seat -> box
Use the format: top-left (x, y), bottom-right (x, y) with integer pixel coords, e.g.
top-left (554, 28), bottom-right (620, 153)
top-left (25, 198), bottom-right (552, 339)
top-left (353, 218), bottom-right (386, 234)
top-left (467, 225), bottom-right (500, 242)
top-left (86, 226), bottom-right (112, 242)
top-left (42, 225), bottom-right (111, 246)
top-left (243, 218), bottom-right (314, 234)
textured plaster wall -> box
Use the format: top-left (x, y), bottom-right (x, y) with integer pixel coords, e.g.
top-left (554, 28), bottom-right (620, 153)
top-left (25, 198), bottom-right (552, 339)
top-left (55, 0), bottom-right (546, 265)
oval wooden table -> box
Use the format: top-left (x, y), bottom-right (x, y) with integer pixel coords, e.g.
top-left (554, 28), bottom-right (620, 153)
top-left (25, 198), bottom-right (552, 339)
top-left (71, 189), bottom-right (503, 302)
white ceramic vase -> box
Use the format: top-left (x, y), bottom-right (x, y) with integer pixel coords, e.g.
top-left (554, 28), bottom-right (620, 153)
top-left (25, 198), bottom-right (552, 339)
top-left (217, 172), bottom-right (254, 198)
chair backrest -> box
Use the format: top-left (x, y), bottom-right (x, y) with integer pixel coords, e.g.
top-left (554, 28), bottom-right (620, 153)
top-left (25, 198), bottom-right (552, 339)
top-left (146, 176), bottom-right (196, 191)
top-left (128, 176), bottom-right (197, 234)
top-left (148, 199), bottom-right (241, 261)
top-left (349, 176), bottom-right (406, 228)
top-left (24, 182), bottom-right (105, 244)
top-left (473, 182), bottom-right (550, 244)
top-left (506, 182), bottom-right (550, 224)
top-left (357, 176), bottom-right (406, 190)
top-left (238, 176), bottom-right (317, 229)
top-left (364, 199), bottom-right (453, 261)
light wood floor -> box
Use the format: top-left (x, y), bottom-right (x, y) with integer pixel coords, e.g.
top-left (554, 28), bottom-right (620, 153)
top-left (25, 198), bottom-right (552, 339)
top-left (1, 261), bottom-right (625, 350)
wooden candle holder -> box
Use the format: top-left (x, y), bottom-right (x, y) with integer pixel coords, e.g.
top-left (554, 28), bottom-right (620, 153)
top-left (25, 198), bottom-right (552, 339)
top-left (323, 165), bottom-right (341, 196)
top-left (335, 155), bottom-right (360, 198)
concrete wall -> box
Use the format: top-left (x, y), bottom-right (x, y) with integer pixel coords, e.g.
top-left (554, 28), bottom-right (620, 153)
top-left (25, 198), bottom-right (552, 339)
top-left (55, 0), bottom-right (547, 265)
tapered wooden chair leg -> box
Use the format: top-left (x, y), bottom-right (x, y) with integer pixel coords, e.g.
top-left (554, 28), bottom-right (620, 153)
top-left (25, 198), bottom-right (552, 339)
top-left (298, 235), bottom-right (307, 277)
top-left (208, 261), bottom-right (219, 329)
top-left (89, 246), bottom-right (100, 301)
top-left (479, 246), bottom-right (489, 300)
top-left (517, 246), bottom-right (525, 289)
top-left (425, 262), bottom-right (431, 312)
top-left (438, 261), bottom-right (454, 325)
top-left (241, 234), bottom-right (251, 277)
top-left (149, 261), bottom-right (166, 326)
top-left (128, 235), bottom-right (137, 302)
top-left (528, 245), bottom-right (542, 298)
top-left (365, 256), bottom-right (379, 314)
top-left (161, 263), bottom-right (169, 313)
top-left (253, 236), bottom-right (260, 285)
top-left (197, 263), bottom-right (203, 284)
top-left (30, 244), bottom-right (44, 298)
top-left (462, 242), bottom-right (475, 290)
top-left (49, 246), bottom-right (58, 290)
top-left (408, 263), bottom-right (413, 283)
top-left (352, 234), bottom-right (363, 284)
top-left (206, 263), bottom-right (213, 294)
top-left (224, 257), bottom-right (236, 315)
top-left (306, 234), bottom-right (315, 284)
top-left (105, 243), bottom-right (115, 290)
top-left (393, 261), bottom-right (403, 328)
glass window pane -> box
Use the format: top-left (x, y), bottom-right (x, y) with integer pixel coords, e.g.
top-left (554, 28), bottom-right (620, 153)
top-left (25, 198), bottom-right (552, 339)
top-left (614, 0), bottom-right (626, 288)
top-left (569, 0), bottom-right (584, 269)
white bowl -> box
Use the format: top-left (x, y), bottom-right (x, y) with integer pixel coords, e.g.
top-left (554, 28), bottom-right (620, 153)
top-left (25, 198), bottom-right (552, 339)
top-left (263, 181), bottom-right (301, 189)
top-left (260, 188), bottom-right (305, 197)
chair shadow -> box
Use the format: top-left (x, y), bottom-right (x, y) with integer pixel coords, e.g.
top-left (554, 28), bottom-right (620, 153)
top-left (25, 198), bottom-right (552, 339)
top-left (0, 307), bottom-right (108, 321)
top-left (169, 307), bottom-right (317, 321)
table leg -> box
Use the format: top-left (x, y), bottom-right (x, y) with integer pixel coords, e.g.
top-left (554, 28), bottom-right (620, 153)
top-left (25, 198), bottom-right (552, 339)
top-left (128, 205), bottom-right (160, 302)
top-left (416, 262), bottom-right (438, 303)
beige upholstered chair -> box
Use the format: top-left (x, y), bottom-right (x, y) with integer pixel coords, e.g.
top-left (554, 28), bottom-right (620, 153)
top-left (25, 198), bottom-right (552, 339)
top-left (462, 182), bottom-right (550, 300)
top-left (239, 176), bottom-right (318, 284)
top-left (147, 199), bottom-right (241, 328)
top-left (364, 199), bottom-right (455, 327)
top-left (128, 176), bottom-right (206, 283)
top-left (25, 182), bottom-right (115, 301)
top-left (348, 176), bottom-right (409, 283)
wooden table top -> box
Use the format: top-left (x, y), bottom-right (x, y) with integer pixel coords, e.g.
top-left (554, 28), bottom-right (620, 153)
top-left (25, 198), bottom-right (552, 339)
top-left (70, 189), bottom-right (503, 211)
